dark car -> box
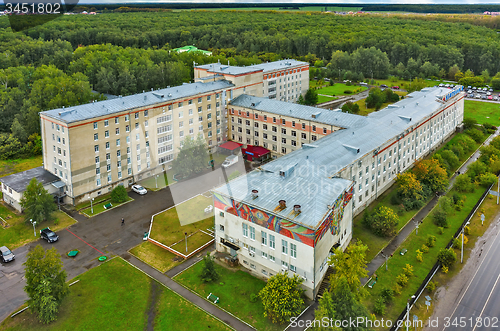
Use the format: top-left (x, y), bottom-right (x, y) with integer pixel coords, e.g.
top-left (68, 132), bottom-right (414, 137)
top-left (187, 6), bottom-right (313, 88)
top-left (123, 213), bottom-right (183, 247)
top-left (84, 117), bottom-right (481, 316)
top-left (40, 228), bottom-right (59, 243)
top-left (0, 246), bottom-right (15, 263)
top-left (380, 84), bottom-right (388, 88)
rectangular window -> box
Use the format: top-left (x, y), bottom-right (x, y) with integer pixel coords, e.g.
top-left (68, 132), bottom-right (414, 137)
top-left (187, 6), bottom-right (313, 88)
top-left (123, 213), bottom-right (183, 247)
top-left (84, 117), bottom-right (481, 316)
top-left (126, 125), bottom-right (130, 132)
top-left (105, 142), bottom-right (110, 149)
top-left (94, 145), bottom-right (99, 152)
top-left (135, 112), bottom-right (139, 119)
top-left (250, 226), bottom-right (255, 240)
top-left (282, 240), bottom-right (288, 254)
top-left (115, 117), bottom-right (119, 124)
top-left (105, 130), bottom-right (109, 138)
top-left (269, 235), bottom-right (275, 249)
top-left (242, 223), bottom-right (248, 237)
top-left (269, 255), bottom-right (275, 262)
top-left (290, 243), bottom-right (297, 258)
top-left (125, 115), bottom-right (129, 122)
top-left (93, 122), bottom-right (98, 129)
top-left (261, 231), bottom-right (267, 245)
top-left (104, 120), bottom-right (109, 127)
top-left (116, 139), bottom-right (120, 146)
top-left (94, 133), bottom-right (98, 141)
top-left (144, 110), bottom-right (148, 117)
top-left (262, 252), bottom-right (268, 259)
top-left (290, 265), bottom-right (297, 272)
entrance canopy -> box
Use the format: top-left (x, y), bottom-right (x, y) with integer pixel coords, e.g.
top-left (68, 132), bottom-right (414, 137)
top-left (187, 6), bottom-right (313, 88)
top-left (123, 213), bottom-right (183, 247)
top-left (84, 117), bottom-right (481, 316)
top-left (219, 141), bottom-right (243, 155)
top-left (242, 145), bottom-right (271, 161)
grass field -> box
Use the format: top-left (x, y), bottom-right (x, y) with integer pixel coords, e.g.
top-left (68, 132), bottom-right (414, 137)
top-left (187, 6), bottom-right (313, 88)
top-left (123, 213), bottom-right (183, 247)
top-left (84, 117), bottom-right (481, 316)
top-left (464, 100), bottom-right (500, 126)
top-left (316, 83), bottom-right (367, 96)
top-left (150, 195), bottom-right (214, 246)
top-left (0, 156), bottom-right (43, 178)
top-left (0, 205), bottom-right (76, 250)
top-left (0, 258), bottom-right (231, 331)
top-left (129, 241), bottom-right (184, 273)
top-left (174, 261), bottom-right (284, 331)
top-left (373, 78), bottom-right (442, 89)
top-left (81, 197), bottom-right (133, 217)
top-left (317, 95), bottom-right (338, 104)
top-left (354, 91), bottom-right (407, 116)
top-left (170, 230), bottom-right (213, 255)
top-left (363, 186), bottom-right (485, 326)
top-left (75, 193), bottom-right (112, 211)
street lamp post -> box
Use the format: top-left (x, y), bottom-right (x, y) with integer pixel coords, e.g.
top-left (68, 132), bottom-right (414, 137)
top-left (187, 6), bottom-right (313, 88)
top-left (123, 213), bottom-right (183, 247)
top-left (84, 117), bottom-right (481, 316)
top-left (381, 251), bottom-right (391, 271)
top-left (30, 219), bottom-right (36, 237)
top-left (461, 221), bottom-right (470, 263)
top-left (406, 295), bottom-right (416, 331)
top-left (185, 232), bottom-right (188, 253)
top-left (413, 218), bottom-right (419, 235)
top-left (91, 198), bottom-right (94, 214)
top-left (155, 174), bottom-right (159, 189)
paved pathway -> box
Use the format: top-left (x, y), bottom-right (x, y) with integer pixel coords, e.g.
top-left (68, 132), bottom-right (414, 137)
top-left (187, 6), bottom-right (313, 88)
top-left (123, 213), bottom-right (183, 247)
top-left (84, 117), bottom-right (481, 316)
top-left (362, 127), bottom-right (500, 283)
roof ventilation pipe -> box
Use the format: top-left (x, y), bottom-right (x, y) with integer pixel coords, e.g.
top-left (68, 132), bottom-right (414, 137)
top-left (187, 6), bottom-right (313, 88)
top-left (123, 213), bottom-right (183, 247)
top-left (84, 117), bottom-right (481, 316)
top-left (279, 200), bottom-right (286, 208)
top-left (251, 189), bottom-right (259, 199)
top-left (293, 205), bottom-right (301, 213)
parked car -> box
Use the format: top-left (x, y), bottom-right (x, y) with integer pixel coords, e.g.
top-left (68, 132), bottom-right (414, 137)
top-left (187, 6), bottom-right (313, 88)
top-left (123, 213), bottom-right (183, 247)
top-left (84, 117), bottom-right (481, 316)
top-left (0, 246), bottom-right (15, 263)
top-left (380, 84), bottom-right (388, 88)
top-left (488, 95), bottom-right (493, 100)
top-left (444, 84), bottom-right (450, 88)
top-left (467, 89), bottom-right (472, 94)
top-left (493, 96), bottom-right (499, 101)
top-left (489, 88), bottom-right (494, 92)
top-left (483, 87), bottom-right (488, 91)
top-left (222, 155), bottom-right (239, 168)
top-left (439, 83), bottom-right (444, 87)
top-left (131, 184), bottom-right (147, 195)
top-left (487, 92), bottom-right (492, 96)
top-left (392, 86), bottom-right (400, 89)
top-left (359, 82), bottom-right (368, 86)
top-left (476, 94), bottom-right (481, 99)
top-left (482, 95), bottom-right (488, 100)
top-left (467, 85), bottom-right (472, 89)
top-left (472, 87), bottom-right (477, 90)
top-left (449, 84), bottom-right (455, 88)
top-left (40, 228), bottom-right (59, 243)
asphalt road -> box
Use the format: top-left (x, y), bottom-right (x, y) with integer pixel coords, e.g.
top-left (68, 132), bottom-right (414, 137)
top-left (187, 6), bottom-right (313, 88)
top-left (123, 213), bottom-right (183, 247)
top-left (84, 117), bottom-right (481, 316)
top-left (441, 220), bottom-right (500, 331)
top-left (0, 159), bottom-right (247, 322)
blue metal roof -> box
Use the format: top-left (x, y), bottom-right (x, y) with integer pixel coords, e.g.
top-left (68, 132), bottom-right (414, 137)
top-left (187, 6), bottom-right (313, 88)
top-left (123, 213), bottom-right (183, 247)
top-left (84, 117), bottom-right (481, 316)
top-left (195, 59), bottom-right (308, 76)
top-left (41, 80), bottom-right (234, 124)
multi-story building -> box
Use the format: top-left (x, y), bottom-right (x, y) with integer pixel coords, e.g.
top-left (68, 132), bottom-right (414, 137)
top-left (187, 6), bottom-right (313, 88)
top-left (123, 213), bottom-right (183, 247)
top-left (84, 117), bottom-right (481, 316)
top-left (194, 59), bottom-right (309, 102)
top-left (228, 95), bottom-right (367, 157)
top-left (212, 86), bottom-right (464, 298)
top-left (40, 80), bottom-right (234, 204)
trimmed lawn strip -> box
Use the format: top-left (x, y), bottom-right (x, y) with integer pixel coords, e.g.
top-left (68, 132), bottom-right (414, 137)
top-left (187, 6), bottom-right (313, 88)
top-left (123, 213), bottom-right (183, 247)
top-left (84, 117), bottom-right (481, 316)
top-left (373, 79), bottom-right (442, 89)
top-left (170, 231), bottom-right (213, 255)
top-left (174, 262), bottom-right (283, 331)
top-left (364, 187), bottom-right (485, 326)
top-left (75, 192), bottom-right (112, 210)
top-left (0, 206), bottom-right (76, 250)
top-left (129, 241), bottom-right (184, 273)
top-left (0, 156), bottom-right (43, 178)
top-left (154, 288), bottom-right (233, 331)
top-left (316, 83), bottom-right (367, 96)
top-left (464, 100), bottom-right (500, 126)
top-left (317, 95), bottom-right (337, 104)
top-left (353, 132), bottom-right (485, 262)
top-left (0, 258), bottom-right (231, 331)
top-left (81, 197), bottom-right (133, 217)
top-left (150, 195), bottom-right (214, 246)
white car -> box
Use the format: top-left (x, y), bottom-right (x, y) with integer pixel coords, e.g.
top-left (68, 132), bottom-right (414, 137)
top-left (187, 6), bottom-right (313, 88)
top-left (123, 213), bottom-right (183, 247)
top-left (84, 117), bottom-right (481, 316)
top-left (131, 184), bottom-right (147, 195)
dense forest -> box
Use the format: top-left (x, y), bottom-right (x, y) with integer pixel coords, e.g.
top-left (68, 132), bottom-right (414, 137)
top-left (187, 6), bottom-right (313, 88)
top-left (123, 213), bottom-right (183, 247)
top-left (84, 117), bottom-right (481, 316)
top-left (1, 10), bottom-right (500, 159)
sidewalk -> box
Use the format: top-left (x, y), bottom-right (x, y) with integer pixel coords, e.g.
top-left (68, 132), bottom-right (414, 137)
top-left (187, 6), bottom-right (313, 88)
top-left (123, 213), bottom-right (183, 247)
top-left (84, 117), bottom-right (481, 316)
top-left (122, 252), bottom-right (255, 331)
top-left (362, 128), bottom-right (500, 284)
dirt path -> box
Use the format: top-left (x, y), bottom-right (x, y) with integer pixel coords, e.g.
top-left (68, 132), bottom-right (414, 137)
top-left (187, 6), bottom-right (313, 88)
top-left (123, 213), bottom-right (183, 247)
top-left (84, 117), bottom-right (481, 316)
top-left (145, 280), bottom-right (161, 331)
top-left (424, 210), bottom-right (500, 330)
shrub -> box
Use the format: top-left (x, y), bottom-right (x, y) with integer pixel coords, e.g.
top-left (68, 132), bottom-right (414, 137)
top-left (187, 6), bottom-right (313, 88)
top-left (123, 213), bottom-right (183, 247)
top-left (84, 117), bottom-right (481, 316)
top-left (393, 284), bottom-right (402, 296)
top-left (426, 281), bottom-right (438, 293)
top-left (437, 248), bottom-right (457, 268)
top-left (111, 185), bottom-right (128, 203)
top-left (344, 90), bottom-right (352, 94)
top-left (421, 244), bottom-right (430, 253)
top-left (416, 249), bottom-right (423, 262)
top-left (380, 288), bottom-right (394, 304)
top-left (250, 293), bottom-right (258, 303)
top-left (403, 264), bottom-right (414, 277)
top-left (442, 265), bottom-right (449, 273)
top-left (396, 274), bottom-right (409, 287)
top-left (466, 128), bottom-right (484, 143)
top-left (464, 226), bottom-right (470, 235)
top-left (374, 297), bottom-right (386, 316)
top-left (437, 227), bottom-right (445, 235)
top-left (452, 238), bottom-right (461, 249)
top-left (390, 193), bottom-right (401, 205)
top-left (426, 235), bottom-right (437, 247)
top-left (199, 253), bottom-right (220, 283)
top-left (433, 209), bottom-right (449, 228)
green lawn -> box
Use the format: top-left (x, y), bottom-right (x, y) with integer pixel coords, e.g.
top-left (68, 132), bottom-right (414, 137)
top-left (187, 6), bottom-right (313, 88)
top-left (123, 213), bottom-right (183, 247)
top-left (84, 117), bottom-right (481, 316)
top-left (75, 192), bottom-right (112, 210)
top-left (81, 197), bottom-right (133, 217)
top-left (150, 194), bottom-right (214, 246)
top-left (363, 186), bottom-right (485, 326)
top-left (0, 205), bottom-right (76, 250)
top-left (372, 78), bottom-right (442, 89)
top-left (0, 156), bottom-right (43, 178)
top-left (174, 261), bottom-right (283, 331)
top-left (170, 230), bottom-right (214, 255)
top-left (129, 241), bottom-right (184, 273)
top-left (317, 95), bottom-right (338, 104)
top-left (316, 83), bottom-right (367, 96)
top-left (0, 258), bottom-right (231, 331)
top-left (464, 100), bottom-right (500, 126)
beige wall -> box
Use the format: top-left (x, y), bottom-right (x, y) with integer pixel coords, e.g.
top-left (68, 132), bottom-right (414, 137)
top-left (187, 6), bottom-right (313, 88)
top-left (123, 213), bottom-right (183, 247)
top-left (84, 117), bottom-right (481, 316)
top-left (228, 105), bottom-right (342, 157)
top-left (261, 65), bottom-right (309, 102)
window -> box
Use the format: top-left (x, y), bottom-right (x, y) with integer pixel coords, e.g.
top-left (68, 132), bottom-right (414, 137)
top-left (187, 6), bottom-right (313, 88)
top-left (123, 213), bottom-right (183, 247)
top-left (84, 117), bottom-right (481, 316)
top-left (282, 240), bottom-right (288, 254)
top-left (94, 145), bottom-right (99, 152)
top-left (105, 142), bottom-right (110, 149)
top-left (262, 252), bottom-right (268, 259)
top-left (107, 164), bottom-right (111, 172)
top-left (264, 115), bottom-right (267, 121)
top-left (269, 255), bottom-right (275, 262)
top-left (96, 168), bottom-right (100, 175)
top-left (93, 122), bottom-right (98, 129)
top-left (144, 110), bottom-right (148, 117)
top-left (126, 125), bottom-right (130, 132)
top-left (135, 112), bottom-right (139, 119)
top-left (135, 123), bottom-right (139, 129)
top-left (282, 119), bottom-right (286, 125)
top-left (242, 223), bottom-right (248, 237)
top-left (125, 115), bottom-right (129, 122)
top-left (323, 128), bottom-right (327, 134)
top-left (269, 234), bottom-right (275, 249)
top-left (95, 156), bottom-right (100, 164)
top-left (290, 265), bottom-right (297, 272)
top-left (94, 133), bottom-right (98, 141)
top-left (261, 231), bottom-right (267, 245)
top-left (302, 123), bottom-right (306, 129)
top-left (96, 179), bottom-right (101, 186)
top-left (301, 133), bottom-right (306, 139)
top-left (105, 130), bottom-right (109, 138)
top-left (116, 139), bottom-right (120, 146)
top-left (290, 243), bottom-right (297, 258)
top-left (281, 128), bottom-right (286, 134)
top-left (115, 117), bottom-right (119, 124)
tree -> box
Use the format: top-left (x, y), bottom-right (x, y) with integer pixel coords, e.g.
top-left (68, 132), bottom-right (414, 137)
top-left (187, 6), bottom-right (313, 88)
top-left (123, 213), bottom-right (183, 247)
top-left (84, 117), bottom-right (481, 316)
top-left (437, 248), bottom-right (457, 268)
top-left (259, 272), bottom-right (304, 324)
top-left (313, 291), bottom-right (341, 331)
top-left (478, 172), bottom-right (497, 187)
top-left (24, 245), bottom-right (68, 324)
top-left (448, 64), bottom-right (461, 80)
top-left (111, 185), bottom-right (128, 203)
top-left (396, 172), bottom-right (424, 209)
top-left (328, 240), bottom-right (368, 298)
top-left (20, 178), bottom-right (57, 224)
top-left (341, 101), bottom-right (360, 114)
top-left (406, 77), bottom-right (427, 93)
top-left (365, 87), bottom-right (385, 109)
top-left (454, 174), bottom-right (475, 193)
top-left (364, 206), bottom-right (399, 237)
top-left (329, 277), bottom-right (371, 331)
top-left (297, 94), bottom-right (305, 105)
top-left (304, 88), bottom-right (318, 105)
top-left (439, 150), bottom-right (460, 171)
top-left (199, 253), bottom-right (219, 283)
top-left (172, 135), bottom-right (208, 179)
top-left (413, 159), bottom-right (448, 193)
